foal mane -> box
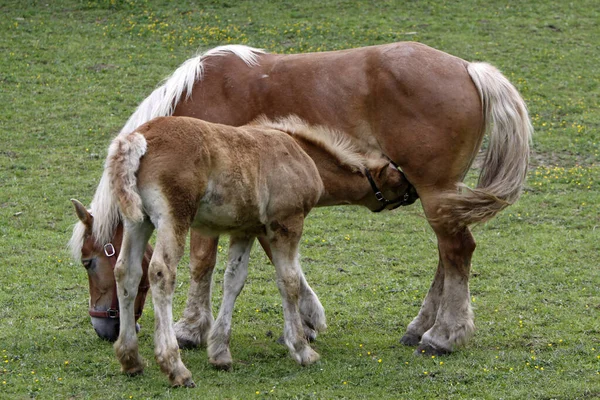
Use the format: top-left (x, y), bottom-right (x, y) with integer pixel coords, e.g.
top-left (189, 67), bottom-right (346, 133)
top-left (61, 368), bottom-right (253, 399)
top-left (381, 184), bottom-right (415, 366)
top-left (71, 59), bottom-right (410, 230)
top-left (252, 115), bottom-right (383, 173)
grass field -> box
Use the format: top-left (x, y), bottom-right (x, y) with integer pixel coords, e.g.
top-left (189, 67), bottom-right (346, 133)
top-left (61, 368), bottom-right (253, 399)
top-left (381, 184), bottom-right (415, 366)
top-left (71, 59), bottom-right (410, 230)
top-left (1, 0), bottom-right (599, 398)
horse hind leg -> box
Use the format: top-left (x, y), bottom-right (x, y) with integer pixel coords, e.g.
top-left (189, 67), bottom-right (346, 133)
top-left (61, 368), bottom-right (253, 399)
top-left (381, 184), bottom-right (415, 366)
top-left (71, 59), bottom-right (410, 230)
top-left (207, 235), bottom-right (255, 370)
top-left (174, 231), bottom-right (219, 349)
top-left (412, 192), bottom-right (477, 355)
top-left (269, 216), bottom-right (320, 366)
top-left (400, 259), bottom-right (444, 346)
top-left (299, 274), bottom-right (327, 341)
top-left (258, 235), bottom-right (326, 342)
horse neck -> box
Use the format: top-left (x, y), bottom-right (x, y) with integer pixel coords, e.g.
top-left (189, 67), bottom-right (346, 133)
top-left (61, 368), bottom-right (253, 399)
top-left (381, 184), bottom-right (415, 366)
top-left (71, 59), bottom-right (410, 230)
top-left (294, 139), bottom-right (373, 207)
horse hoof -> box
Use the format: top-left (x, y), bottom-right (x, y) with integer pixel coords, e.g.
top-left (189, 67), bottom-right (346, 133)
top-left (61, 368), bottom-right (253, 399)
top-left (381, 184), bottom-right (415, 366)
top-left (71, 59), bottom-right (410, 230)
top-left (184, 378), bottom-right (196, 388)
top-left (123, 365), bottom-right (144, 377)
top-left (415, 343), bottom-right (451, 357)
top-left (171, 376), bottom-right (196, 388)
top-left (209, 359), bottom-right (232, 371)
top-left (177, 377), bottom-right (195, 388)
top-left (400, 332), bottom-right (421, 347)
top-left (299, 348), bottom-right (320, 366)
top-left (177, 337), bottom-right (200, 350)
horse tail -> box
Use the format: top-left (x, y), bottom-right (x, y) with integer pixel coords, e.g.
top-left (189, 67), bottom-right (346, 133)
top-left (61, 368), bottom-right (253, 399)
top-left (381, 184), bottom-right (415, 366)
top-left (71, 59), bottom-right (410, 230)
top-left (106, 132), bottom-right (148, 224)
top-left (119, 45), bottom-right (264, 135)
top-left (436, 62), bottom-right (533, 232)
top-left (89, 132), bottom-right (147, 246)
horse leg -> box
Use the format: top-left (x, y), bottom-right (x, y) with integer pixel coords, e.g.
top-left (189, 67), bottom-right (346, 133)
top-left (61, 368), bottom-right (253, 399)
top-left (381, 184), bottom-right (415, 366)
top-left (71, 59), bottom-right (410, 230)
top-left (174, 231), bottom-right (219, 349)
top-left (207, 235), bottom-right (255, 370)
top-left (149, 225), bottom-right (194, 387)
top-left (268, 216), bottom-right (320, 366)
top-left (299, 273), bottom-right (327, 341)
top-left (411, 192), bottom-right (477, 355)
top-left (400, 259), bottom-right (444, 346)
top-left (113, 220), bottom-right (153, 375)
top-left (258, 235), bottom-right (325, 341)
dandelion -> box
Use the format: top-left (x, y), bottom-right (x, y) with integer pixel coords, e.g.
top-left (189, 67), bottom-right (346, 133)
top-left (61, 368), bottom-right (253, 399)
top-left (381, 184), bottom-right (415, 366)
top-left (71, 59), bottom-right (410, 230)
top-left (378, 359), bottom-right (382, 363)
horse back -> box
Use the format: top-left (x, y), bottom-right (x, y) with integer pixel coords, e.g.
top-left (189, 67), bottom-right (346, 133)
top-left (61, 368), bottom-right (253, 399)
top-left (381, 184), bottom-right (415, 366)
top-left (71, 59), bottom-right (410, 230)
top-left (176, 42), bottom-right (484, 189)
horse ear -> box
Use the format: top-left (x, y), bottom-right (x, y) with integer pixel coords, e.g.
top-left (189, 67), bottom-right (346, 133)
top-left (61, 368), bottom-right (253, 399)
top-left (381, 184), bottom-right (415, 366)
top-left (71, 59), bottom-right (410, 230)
top-left (71, 199), bottom-right (93, 229)
top-left (381, 163), bottom-right (408, 190)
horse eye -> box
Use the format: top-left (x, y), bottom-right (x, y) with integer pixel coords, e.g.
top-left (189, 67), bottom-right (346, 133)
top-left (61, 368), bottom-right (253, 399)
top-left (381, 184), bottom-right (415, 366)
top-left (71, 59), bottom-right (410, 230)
top-left (82, 259), bottom-right (94, 270)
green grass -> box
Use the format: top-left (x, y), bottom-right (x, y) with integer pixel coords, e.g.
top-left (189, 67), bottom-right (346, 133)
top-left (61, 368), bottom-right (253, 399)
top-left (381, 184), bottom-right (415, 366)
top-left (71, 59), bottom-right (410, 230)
top-left (1, 0), bottom-right (599, 398)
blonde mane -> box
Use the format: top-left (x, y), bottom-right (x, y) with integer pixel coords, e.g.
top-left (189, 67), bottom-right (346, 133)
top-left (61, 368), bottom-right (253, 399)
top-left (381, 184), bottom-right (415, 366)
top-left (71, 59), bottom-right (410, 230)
top-left (252, 115), bottom-right (384, 173)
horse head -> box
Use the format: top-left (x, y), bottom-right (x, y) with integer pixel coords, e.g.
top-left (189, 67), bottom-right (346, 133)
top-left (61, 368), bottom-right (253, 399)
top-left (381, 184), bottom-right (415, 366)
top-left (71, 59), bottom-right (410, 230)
top-left (363, 160), bottom-right (419, 212)
top-left (70, 199), bottom-right (151, 341)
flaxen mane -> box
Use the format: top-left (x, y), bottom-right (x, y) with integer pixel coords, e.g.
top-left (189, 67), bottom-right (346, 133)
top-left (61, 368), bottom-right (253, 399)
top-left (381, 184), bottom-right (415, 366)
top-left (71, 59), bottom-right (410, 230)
top-left (70, 45), bottom-right (266, 255)
top-left (252, 115), bottom-right (385, 173)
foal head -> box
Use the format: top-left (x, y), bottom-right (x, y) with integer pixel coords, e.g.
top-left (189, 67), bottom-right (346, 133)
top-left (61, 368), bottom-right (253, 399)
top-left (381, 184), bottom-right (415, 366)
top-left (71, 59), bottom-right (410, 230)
top-left (69, 199), bottom-right (150, 341)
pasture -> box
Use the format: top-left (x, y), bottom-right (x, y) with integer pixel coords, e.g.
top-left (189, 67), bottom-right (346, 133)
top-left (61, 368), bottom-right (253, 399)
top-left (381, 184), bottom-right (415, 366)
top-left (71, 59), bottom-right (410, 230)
top-left (1, 0), bottom-right (598, 398)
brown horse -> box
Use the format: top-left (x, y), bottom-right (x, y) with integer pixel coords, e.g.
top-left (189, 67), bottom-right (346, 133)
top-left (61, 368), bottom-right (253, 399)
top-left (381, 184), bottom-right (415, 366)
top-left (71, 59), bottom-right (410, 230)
top-left (71, 115), bottom-right (415, 386)
top-left (71, 42), bottom-right (531, 358)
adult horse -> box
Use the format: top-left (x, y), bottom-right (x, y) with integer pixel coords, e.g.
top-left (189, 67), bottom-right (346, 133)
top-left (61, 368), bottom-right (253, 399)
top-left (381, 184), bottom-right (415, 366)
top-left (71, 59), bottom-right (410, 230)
top-left (76, 42), bottom-right (532, 356)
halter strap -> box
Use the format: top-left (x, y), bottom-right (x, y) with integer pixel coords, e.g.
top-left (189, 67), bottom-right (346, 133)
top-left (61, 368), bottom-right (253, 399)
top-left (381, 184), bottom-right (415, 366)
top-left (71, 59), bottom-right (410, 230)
top-left (364, 161), bottom-right (417, 213)
top-left (88, 242), bottom-right (151, 321)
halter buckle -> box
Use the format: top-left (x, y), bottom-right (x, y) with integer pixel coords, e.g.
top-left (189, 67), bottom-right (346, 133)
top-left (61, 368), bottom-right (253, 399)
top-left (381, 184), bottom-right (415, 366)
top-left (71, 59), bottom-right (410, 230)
top-left (106, 308), bottom-right (119, 318)
top-left (104, 243), bottom-right (116, 257)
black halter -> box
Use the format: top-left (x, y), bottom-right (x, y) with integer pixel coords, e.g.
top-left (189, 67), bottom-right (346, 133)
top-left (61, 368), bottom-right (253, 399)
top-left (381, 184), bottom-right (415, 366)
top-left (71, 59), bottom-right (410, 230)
top-left (364, 161), bottom-right (417, 213)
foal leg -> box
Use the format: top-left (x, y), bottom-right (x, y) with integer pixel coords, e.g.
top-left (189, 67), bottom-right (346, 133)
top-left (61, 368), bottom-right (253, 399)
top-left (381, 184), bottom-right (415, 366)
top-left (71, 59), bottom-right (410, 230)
top-left (150, 225), bottom-right (194, 387)
top-left (113, 220), bottom-right (153, 375)
top-left (207, 235), bottom-right (255, 370)
top-left (299, 273), bottom-right (327, 341)
top-left (174, 231), bottom-right (219, 348)
top-left (258, 235), bottom-right (325, 341)
top-left (269, 216), bottom-right (320, 366)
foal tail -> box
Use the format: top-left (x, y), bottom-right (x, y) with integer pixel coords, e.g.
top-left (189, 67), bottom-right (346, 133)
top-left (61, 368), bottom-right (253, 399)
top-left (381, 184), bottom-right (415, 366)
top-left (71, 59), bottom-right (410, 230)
top-left (106, 132), bottom-right (148, 223)
top-left (90, 132), bottom-right (147, 245)
top-left (437, 62), bottom-right (533, 232)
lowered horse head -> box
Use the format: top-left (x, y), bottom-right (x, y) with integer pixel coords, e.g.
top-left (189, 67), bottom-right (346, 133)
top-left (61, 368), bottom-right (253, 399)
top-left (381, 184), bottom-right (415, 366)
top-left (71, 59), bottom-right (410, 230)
top-left (69, 199), bottom-right (151, 341)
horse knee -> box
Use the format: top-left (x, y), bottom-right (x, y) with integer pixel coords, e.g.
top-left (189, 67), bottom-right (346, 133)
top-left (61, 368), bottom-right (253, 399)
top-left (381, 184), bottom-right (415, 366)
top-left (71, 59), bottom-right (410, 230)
top-left (149, 261), bottom-right (175, 292)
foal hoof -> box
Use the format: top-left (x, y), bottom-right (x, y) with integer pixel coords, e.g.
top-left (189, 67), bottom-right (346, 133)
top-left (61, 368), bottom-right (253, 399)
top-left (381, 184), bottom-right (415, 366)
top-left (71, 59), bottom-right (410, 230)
top-left (209, 359), bottom-right (232, 371)
top-left (171, 376), bottom-right (196, 388)
top-left (122, 364), bottom-right (144, 377)
top-left (400, 332), bottom-right (421, 347)
top-left (177, 337), bottom-right (200, 350)
top-left (415, 343), bottom-right (451, 357)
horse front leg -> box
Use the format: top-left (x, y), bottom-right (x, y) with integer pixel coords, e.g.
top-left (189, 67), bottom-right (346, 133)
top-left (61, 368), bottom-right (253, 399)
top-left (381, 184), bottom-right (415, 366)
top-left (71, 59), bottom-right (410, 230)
top-left (113, 220), bottom-right (153, 376)
top-left (174, 231), bottom-right (219, 349)
top-left (206, 235), bottom-right (254, 370)
top-left (150, 225), bottom-right (194, 388)
top-left (268, 216), bottom-right (320, 366)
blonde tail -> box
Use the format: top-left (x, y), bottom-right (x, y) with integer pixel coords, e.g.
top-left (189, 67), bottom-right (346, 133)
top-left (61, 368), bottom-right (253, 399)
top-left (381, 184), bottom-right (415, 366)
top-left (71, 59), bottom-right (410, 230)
top-left (437, 62), bottom-right (533, 231)
top-left (105, 132), bottom-right (147, 223)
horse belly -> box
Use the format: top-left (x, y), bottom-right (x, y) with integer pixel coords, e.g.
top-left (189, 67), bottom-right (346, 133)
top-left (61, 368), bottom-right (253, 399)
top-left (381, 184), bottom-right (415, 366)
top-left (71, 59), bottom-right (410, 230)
top-left (192, 177), bottom-right (264, 236)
